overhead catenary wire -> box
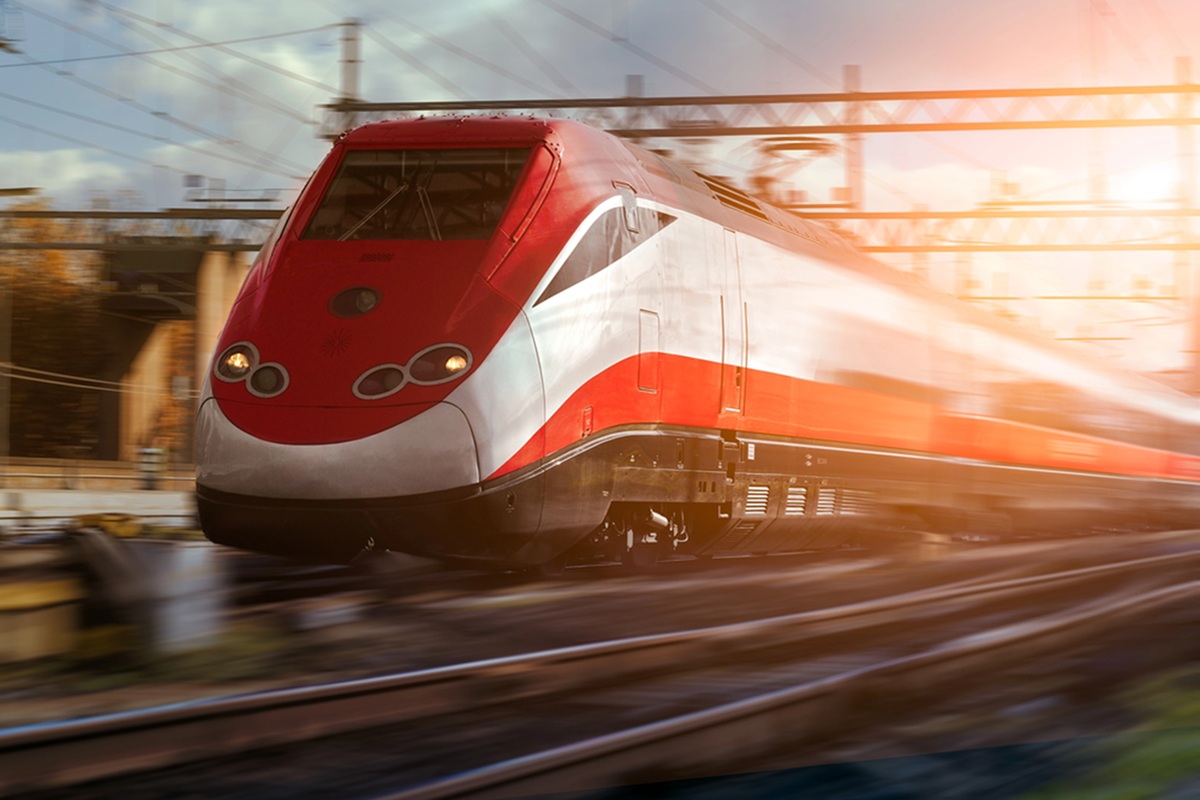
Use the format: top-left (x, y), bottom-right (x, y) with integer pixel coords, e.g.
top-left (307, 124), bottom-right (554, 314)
top-left (101, 16), bottom-right (320, 127)
top-left (698, 0), bottom-right (999, 177)
top-left (230, 63), bottom-right (339, 195)
top-left (532, 0), bottom-right (722, 95)
top-left (89, 4), bottom-right (341, 193)
top-left (697, 0), bottom-right (837, 89)
top-left (0, 111), bottom-right (183, 173)
top-left (20, 3), bottom-right (327, 126)
top-left (6, 49), bottom-right (311, 179)
top-left (488, 14), bottom-right (581, 97)
top-left (360, 25), bottom-right (473, 101)
top-left (0, 364), bottom-right (200, 398)
top-left (0, 24), bottom-right (337, 71)
top-left (17, 6), bottom-right (314, 177)
top-left (369, 7), bottom-right (565, 98)
top-left (0, 91), bottom-right (305, 180)
top-left (101, 4), bottom-right (340, 95)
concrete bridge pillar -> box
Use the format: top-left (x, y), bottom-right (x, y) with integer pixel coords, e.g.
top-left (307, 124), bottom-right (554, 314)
top-left (194, 251), bottom-right (249, 407)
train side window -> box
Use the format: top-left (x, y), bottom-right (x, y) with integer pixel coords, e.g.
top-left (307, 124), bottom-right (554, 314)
top-left (614, 182), bottom-right (639, 234)
top-left (534, 207), bottom-right (675, 306)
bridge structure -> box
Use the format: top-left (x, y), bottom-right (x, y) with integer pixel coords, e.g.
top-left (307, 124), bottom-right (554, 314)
top-left (0, 208), bottom-right (273, 467)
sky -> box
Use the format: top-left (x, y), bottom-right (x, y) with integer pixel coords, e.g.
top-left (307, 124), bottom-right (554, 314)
top-left (4, 0), bottom-right (1200, 370)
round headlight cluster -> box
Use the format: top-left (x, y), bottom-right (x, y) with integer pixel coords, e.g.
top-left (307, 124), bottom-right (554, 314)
top-left (216, 344), bottom-right (255, 381)
top-left (214, 342), bottom-right (289, 398)
top-left (353, 343), bottom-right (473, 400)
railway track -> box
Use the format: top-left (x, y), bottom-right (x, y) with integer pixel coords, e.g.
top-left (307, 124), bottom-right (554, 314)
top-left (4, 541), bottom-right (1199, 798)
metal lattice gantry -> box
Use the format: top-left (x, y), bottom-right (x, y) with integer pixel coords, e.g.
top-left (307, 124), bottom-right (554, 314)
top-left (2, 209), bottom-right (1200, 253)
top-left (5, 205), bottom-right (1200, 255)
top-left (318, 82), bottom-right (1200, 139)
top-left (0, 208), bottom-right (282, 252)
top-left (807, 208), bottom-right (1200, 253)
top-left (4, 205), bottom-right (1194, 373)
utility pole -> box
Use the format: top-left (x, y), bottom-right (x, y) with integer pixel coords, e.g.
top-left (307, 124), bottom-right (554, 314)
top-left (842, 65), bottom-right (864, 211)
top-left (339, 19), bottom-right (362, 133)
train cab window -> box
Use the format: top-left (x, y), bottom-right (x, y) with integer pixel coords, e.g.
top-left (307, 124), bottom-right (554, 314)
top-left (303, 148), bottom-right (531, 241)
top-left (535, 205), bottom-right (675, 306)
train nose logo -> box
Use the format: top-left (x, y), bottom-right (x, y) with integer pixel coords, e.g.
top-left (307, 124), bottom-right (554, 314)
top-left (322, 328), bottom-right (352, 357)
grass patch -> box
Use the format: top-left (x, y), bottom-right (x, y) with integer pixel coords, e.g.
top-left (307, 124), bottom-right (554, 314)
top-left (1023, 669), bottom-right (1200, 799)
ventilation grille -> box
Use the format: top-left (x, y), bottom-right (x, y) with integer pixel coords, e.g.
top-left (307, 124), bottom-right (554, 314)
top-left (784, 486), bottom-right (807, 516)
top-left (816, 487), bottom-right (838, 516)
top-left (745, 484), bottom-right (770, 516)
top-left (713, 520), bottom-right (759, 552)
top-left (697, 173), bottom-right (770, 221)
top-left (842, 489), bottom-right (872, 516)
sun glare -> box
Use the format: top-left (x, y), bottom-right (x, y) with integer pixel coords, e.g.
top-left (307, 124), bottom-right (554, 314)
top-left (1110, 164), bottom-right (1179, 206)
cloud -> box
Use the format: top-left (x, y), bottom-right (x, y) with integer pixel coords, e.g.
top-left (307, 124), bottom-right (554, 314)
top-left (0, 149), bottom-right (129, 203)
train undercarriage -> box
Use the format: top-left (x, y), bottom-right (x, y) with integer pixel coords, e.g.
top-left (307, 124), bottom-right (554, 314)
top-left (198, 424), bottom-right (1195, 571)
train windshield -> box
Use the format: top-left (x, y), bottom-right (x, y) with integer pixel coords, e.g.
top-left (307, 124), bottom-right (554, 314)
top-left (303, 148), bottom-right (531, 241)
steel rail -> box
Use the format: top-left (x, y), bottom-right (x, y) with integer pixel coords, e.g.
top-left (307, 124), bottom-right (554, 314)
top-left (380, 579), bottom-right (1200, 800)
top-left (0, 548), bottom-right (1195, 794)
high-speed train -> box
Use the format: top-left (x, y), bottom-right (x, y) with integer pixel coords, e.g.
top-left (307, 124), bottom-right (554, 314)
top-left (195, 115), bottom-right (1200, 569)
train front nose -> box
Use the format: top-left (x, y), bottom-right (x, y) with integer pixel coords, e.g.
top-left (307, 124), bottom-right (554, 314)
top-left (195, 398), bottom-right (481, 562)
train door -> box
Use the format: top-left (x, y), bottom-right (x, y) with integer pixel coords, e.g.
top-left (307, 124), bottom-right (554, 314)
top-left (721, 229), bottom-right (746, 415)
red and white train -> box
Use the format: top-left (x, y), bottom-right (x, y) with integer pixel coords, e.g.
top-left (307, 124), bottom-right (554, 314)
top-left (195, 115), bottom-right (1200, 568)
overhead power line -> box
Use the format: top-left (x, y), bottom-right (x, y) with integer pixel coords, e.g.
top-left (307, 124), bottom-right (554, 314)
top-left (361, 26), bottom-right (472, 100)
top-left (488, 14), bottom-right (581, 97)
top-left (99, 13), bottom-right (318, 127)
top-left (0, 24), bottom-right (336, 70)
top-left (371, 7), bottom-right (564, 97)
top-left (697, 0), bottom-right (837, 89)
top-left (0, 111), bottom-right (180, 172)
top-left (0, 364), bottom-right (198, 398)
top-left (0, 91), bottom-right (303, 179)
top-left (532, 0), bottom-right (722, 94)
top-left (17, 5), bottom-right (315, 175)
top-left (100, 4), bottom-right (339, 95)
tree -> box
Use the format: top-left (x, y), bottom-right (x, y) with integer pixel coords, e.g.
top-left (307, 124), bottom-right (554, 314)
top-left (1, 200), bottom-right (106, 458)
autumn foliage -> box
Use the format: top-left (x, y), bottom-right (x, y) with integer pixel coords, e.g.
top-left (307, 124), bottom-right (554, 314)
top-left (2, 200), bottom-right (106, 458)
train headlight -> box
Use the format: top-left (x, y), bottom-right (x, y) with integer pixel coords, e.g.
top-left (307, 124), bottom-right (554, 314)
top-left (353, 345), bottom-right (473, 400)
top-left (248, 364), bottom-right (289, 398)
top-left (408, 344), bottom-right (473, 385)
top-left (355, 289), bottom-right (379, 313)
top-left (214, 342), bottom-right (288, 397)
top-left (215, 343), bottom-right (257, 382)
top-left (330, 286), bottom-right (382, 318)
top-left (353, 365), bottom-right (407, 400)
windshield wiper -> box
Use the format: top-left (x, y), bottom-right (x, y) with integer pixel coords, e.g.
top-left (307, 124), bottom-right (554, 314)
top-left (417, 186), bottom-right (442, 241)
top-left (338, 182), bottom-right (409, 241)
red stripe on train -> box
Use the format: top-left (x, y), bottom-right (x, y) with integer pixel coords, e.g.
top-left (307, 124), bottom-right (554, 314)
top-left (488, 353), bottom-right (1200, 483)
